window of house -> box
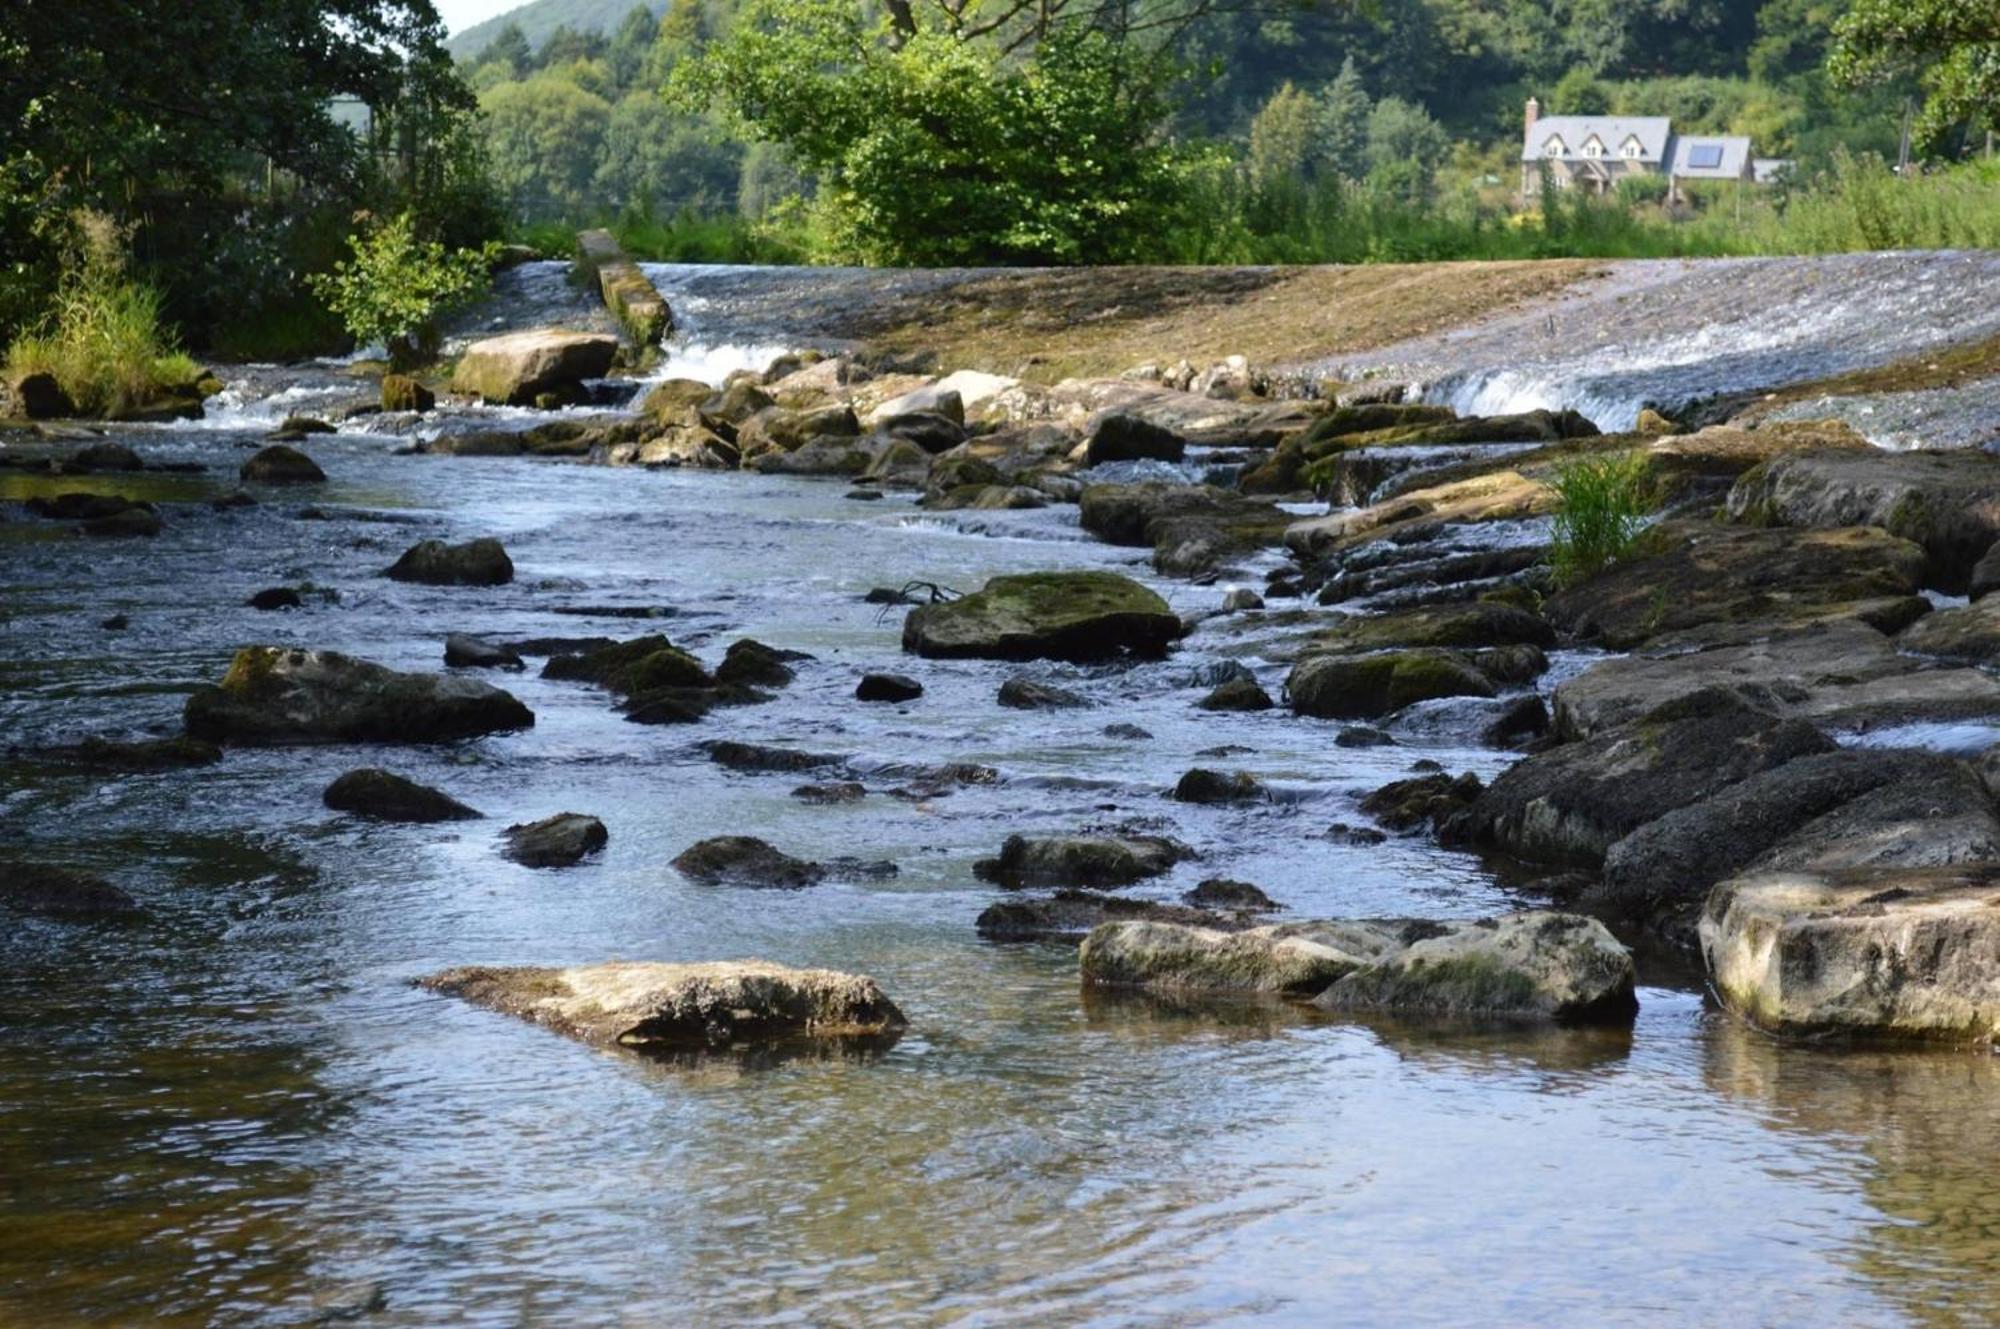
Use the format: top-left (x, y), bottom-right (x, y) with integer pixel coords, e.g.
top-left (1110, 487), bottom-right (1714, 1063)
top-left (1582, 137), bottom-right (1604, 158)
top-left (1622, 139), bottom-right (1643, 159)
top-left (1543, 136), bottom-right (1565, 157)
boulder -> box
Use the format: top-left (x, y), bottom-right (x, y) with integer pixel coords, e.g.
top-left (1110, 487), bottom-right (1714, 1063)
top-left (974, 833), bottom-right (1191, 888)
top-left (1545, 520), bottom-right (1928, 650)
top-left (544, 637), bottom-right (710, 695)
top-left (1080, 918), bottom-right (1415, 996)
top-left (184, 646), bottom-right (534, 745)
top-left (1971, 543), bottom-right (2000, 601)
top-left (444, 634), bottom-right (525, 670)
top-left (80, 508), bottom-right (162, 537)
top-left (323, 768), bottom-right (481, 823)
top-left (671, 836), bottom-right (825, 888)
top-left (1596, 749), bottom-right (2000, 942)
top-left (793, 782), bottom-right (866, 805)
top-left (868, 383), bottom-right (964, 426)
top-left (1897, 599), bottom-right (2000, 664)
top-left (704, 741), bottom-right (843, 773)
top-left (735, 403), bottom-right (861, 457)
top-left (715, 639), bottom-right (801, 689)
top-left (1701, 866), bottom-right (2000, 1044)
top-left (1172, 768), bottom-right (1267, 804)
top-left (1290, 603), bottom-right (1555, 657)
top-left (1198, 677), bottom-right (1273, 712)
top-left (1286, 471), bottom-right (1554, 559)
top-left (72, 441), bottom-right (142, 471)
top-left (1078, 482), bottom-right (1291, 574)
top-left (1727, 448), bottom-right (2000, 590)
top-left (452, 330), bottom-right (618, 406)
top-left (417, 960), bottom-right (906, 1054)
top-left (997, 677), bottom-right (1090, 710)
top-left (857, 672), bottom-right (923, 703)
top-left (1551, 620), bottom-right (2000, 740)
top-left (380, 374), bottom-right (435, 413)
top-left (503, 813), bottom-right (607, 868)
top-left (277, 415), bottom-right (335, 435)
top-left (977, 890), bottom-right (1227, 943)
top-left (248, 587), bottom-right (303, 611)
top-left (1457, 688), bottom-right (1833, 866)
top-left (1222, 588), bottom-right (1264, 612)
top-left (1287, 649), bottom-right (1495, 720)
top-left (384, 537), bottom-right (513, 587)
top-left (698, 380), bottom-right (776, 434)
top-left (902, 571), bottom-right (1180, 663)
top-left (1084, 412), bottom-right (1186, 466)
top-left (8, 370), bottom-right (73, 419)
top-left (641, 378), bottom-right (715, 423)
top-left (240, 444), bottom-right (325, 484)
top-left (877, 411), bottom-right (967, 456)
top-left (1185, 879), bottom-right (1278, 911)
top-left (0, 862), bottom-right (140, 921)
top-left (1361, 771), bottom-right (1484, 834)
top-left (25, 493), bottom-right (150, 522)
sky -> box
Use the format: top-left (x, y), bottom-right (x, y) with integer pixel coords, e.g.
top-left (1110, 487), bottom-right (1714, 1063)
top-left (434, 0), bottom-right (526, 34)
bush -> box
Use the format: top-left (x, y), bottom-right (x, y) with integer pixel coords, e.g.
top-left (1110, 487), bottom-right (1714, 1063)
top-left (4, 211), bottom-right (199, 416)
top-left (1548, 452), bottom-right (1656, 588)
top-left (308, 213), bottom-right (498, 368)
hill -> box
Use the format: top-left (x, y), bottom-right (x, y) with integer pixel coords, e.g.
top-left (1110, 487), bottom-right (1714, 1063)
top-left (449, 0), bottom-right (669, 60)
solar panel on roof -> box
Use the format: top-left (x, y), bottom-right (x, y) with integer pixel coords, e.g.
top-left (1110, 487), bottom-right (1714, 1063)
top-left (1687, 144), bottom-right (1724, 169)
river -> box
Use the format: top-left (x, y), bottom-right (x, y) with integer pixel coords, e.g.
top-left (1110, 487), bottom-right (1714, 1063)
top-left (3, 261), bottom-right (1998, 1326)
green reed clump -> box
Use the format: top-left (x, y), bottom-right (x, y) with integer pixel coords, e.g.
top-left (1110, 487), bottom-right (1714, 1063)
top-left (5, 211), bottom-right (199, 416)
top-left (1548, 451), bottom-right (1657, 588)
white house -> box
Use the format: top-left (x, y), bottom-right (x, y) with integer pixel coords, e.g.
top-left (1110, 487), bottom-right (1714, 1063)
top-left (1520, 98), bottom-right (1760, 199)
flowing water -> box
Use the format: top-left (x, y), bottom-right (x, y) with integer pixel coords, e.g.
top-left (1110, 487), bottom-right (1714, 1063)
top-left (5, 263), bottom-right (2000, 1326)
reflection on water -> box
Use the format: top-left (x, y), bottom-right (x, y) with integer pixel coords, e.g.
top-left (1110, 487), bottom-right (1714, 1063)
top-left (4, 308), bottom-right (1999, 1323)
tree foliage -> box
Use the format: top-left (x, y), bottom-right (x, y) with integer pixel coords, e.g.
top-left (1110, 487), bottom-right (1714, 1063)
top-left (1829, 0), bottom-right (2000, 150)
top-left (306, 212), bottom-right (495, 365)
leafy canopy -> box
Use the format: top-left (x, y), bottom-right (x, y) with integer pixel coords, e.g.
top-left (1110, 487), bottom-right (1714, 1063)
top-left (307, 213), bottom-right (496, 362)
top-left (1829, 0), bottom-right (2000, 150)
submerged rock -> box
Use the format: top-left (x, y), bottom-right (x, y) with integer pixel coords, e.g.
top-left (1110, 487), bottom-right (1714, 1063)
top-left (323, 768), bottom-right (481, 823)
top-left (997, 676), bottom-right (1090, 710)
top-left (902, 571), bottom-right (1181, 663)
top-left (503, 813), bottom-right (607, 868)
top-left (856, 672), bottom-right (924, 703)
top-left (384, 537), bottom-right (514, 587)
top-left (974, 833), bottom-right (1191, 888)
top-left (0, 862), bottom-right (140, 921)
top-left (672, 836), bottom-right (826, 888)
top-left (1702, 866), bottom-right (2000, 1044)
top-left (452, 329), bottom-right (618, 406)
top-left (976, 890), bottom-right (1225, 942)
top-left (444, 634), bottom-right (525, 670)
top-left (1185, 878), bottom-right (1278, 911)
top-left (716, 639), bottom-right (802, 689)
top-left (240, 444), bottom-right (325, 484)
top-left (793, 781), bottom-right (866, 805)
top-left (418, 960), bottom-right (906, 1054)
top-left (33, 735), bottom-right (221, 772)
top-left (1172, 768), bottom-right (1267, 804)
top-left (184, 646), bottom-right (534, 745)
top-left (1082, 912), bottom-right (1636, 1024)
top-left (1198, 677), bottom-right (1273, 712)
top-left (247, 587), bottom-right (303, 611)
top-left (704, 741), bottom-right (843, 773)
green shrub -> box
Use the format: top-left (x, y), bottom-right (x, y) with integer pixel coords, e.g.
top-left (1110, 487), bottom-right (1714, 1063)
top-left (4, 211), bottom-right (199, 416)
top-left (307, 213), bottom-right (498, 369)
top-left (1548, 452), bottom-right (1657, 588)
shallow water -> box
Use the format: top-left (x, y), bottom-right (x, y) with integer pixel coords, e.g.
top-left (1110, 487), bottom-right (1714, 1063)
top-left (5, 275), bottom-right (2000, 1326)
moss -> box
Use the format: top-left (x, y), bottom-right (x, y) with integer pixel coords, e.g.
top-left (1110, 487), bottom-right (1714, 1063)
top-left (1330, 954), bottom-right (1542, 1016)
top-left (218, 646), bottom-right (284, 697)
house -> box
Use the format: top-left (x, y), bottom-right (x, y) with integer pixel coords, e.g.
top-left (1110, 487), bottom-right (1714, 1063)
top-left (1519, 97), bottom-right (1757, 199)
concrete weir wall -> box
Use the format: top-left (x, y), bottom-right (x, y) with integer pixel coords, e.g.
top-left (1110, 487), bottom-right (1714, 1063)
top-left (575, 229), bottom-right (672, 347)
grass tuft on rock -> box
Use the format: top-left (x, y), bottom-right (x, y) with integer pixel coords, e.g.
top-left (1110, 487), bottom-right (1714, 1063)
top-left (1548, 451), bottom-right (1656, 589)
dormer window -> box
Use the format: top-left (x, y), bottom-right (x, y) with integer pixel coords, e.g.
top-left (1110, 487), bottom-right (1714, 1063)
top-left (1543, 136), bottom-right (1566, 157)
top-left (1621, 137), bottom-right (1643, 159)
top-left (1581, 136), bottom-right (1605, 159)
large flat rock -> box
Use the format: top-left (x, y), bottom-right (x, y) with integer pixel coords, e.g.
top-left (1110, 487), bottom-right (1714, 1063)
top-left (419, 960), bottom-right (907, 1054)
top-left (1701, 867), bottom-right (2000, 1044)
top-left (902, 571), bottom-right (1180, 662)
top-left (452, 329), bottom-right (618, 406)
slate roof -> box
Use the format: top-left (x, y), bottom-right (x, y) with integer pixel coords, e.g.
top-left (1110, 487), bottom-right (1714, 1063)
top-left (1522, 116), bottom-right (1672, 163)
top-left (1668, 135), bottom-right (1753, 179)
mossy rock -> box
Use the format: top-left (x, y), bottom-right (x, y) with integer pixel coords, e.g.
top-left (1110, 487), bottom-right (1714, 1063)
top-left (903, 571), bottom-right (1181, 662)
top-left (1286, 649), bottom-right (1495, 720)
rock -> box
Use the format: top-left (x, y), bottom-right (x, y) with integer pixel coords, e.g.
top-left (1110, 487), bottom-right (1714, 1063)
top-left (247, 587), bottom-right (302, 611)
top-left (1103, 723), bottom-right (1153, 740)
top-left (1313, 912), bottom-right (1638, 1024)
top-left (544, 636), bottom-right (711, 695)
top-left (1287, 649), bottom-right (1495, 720)
top-left (976, 890), bottom-right (1226, 943)
top-left (380, 375), bottom-right (435, 413)
top-left (1551, 620), bottom-right (2000, 740)
top-left (277, 416), bottom-right (335, 435)
top-left (997, 676), bottom-right (1090, 710)
top-left (1172, 768), bottom-right (1267, 804)
top-left (1897, 599), bottom-right (2000, 664)
top-left (1079, 918), bottom-right (1410, 996)
top-left (444, 634), bottom-right (525, 670)
top-left (452, 329), bottom-right (618, 406)
top-left (239, 444), bottom-right (325, 484)
top-left (671, 836), bottom-right (825, 888)
top-left (1727, 448), bottom-right (2000, 590)
top-left (1084, 411), bottom-right (1186, 466)
top-left (1545, 520), bottom-right (1927, 649)
top-left (1635, 407), bottom-right (1679, 435)
top-left (1596, 749), bottom-right (2000, 944)
top-left (699, 380), bottom-right (777, 435)
top-left (79, 507), bottom-right (162, 537)
top-left (417, 960), bottom-right (906, 1054)
top-left (384, 537), bottom-right (513, 587)
top-left (902, 571), bottom-right (1181, 663)
top-left (99, 614), bottom-right (129, 631)
top-left (1078, 482), bottom-right (1292, 575)
top-left (8, 370), bottom-right (73, 419)
top-left (856, 672), bottom-right (923, 703)
top-left (877, 412), bottom-right (967, 456)
top-left (1701, 866), bottom-right (2000, 1044)
top-left (704, 741), bottom-right (843, 773)
top-left (734, 403), bottom-right (861, 458)
top-left (323, 768), bottom-right (481, 823)
top-left (72, 441), bottom-right (142, 471)
top-left (715, 639), bottom-right (801, 689)
top-left (1185, 879), bottom-right (1278, 911)
top-left (576, 228), bottom-right (671, 344)
top-left (32, 735), bottom-right (222, 771)
top-left (641, 378), bottom-right (715, 422)
top-left (0, 862), bottom-right (139, 921)
top-left (1360, 771), bottom-right (1483, 833)
top-left (1293, 603), bottom-right (1555, 656)
top-left (1327, 822), bottom-right (1389, 846)
top-left (1481, 694), bottom-right (1550, 748)
top-left (793, 782), bottom-right (866, 805)
top-left (974, 833), bottom-right (1191, 888)
top-left (503, 813), bottom-right (607, 868)
top-left (1470, 644), bottom-right (1550, 687)
top-left (184, 646), bottom-right (534, 745)
top-left (1458, 688), bottom-right (1832, 865)
top-left (1222, 588), bottom-right (1264, 612)
top-left (1197, 677), bottom-right (1274, 712)
top-left (869, 383), bottom-right (965, 425)
top-left (1335, 726), bottom-right (1396, 748)
top-left (1285, 471), bottom-right (1554, 559)
top-left (1972, 544), bottom-right (2000, 601)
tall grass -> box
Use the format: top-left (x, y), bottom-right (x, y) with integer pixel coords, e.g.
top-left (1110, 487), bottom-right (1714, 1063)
top-left (1548, 452), bottom-right (1657, 588)
top-left (6, 212), bottom-right (199, 415)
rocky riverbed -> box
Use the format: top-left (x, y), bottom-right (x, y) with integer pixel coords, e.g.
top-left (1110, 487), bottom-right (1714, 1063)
top-left (6, 252), bottom-right (2000, 1323)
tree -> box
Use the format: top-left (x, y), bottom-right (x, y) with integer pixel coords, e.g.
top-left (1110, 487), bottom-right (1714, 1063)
top-left (476, 21), bottom-right (533, 76)
top-left (1364, 95), bottom-right (1448, 205)
top-left (307, 212), bottom-right (495, 367)
top-left (1553, 67), bottom-right (1611, 116)
top-left (1314, 56), bottom-right (1371, 182)
top-left (596, 93), bottom-right (743, 215)
top-left (1829, 0), bottom-right (2000, 151)
top-left (537, 24), bottom-right (608, 70)
top-left (607, 5), bottom-right (662, 91)
top-left (481, 73), bottom-right (614, 221)
top-left (1248, 83), bottom-right (1319, 182)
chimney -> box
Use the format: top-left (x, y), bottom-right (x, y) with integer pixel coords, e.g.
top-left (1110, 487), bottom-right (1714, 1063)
top-left (1525, 96), bottom-right (1541, 136)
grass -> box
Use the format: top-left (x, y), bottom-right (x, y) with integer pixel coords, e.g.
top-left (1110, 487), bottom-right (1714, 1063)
top-left (5, 215), bottom-right (202, 416)
top-left (513, 210), bottom-right (809, 266)
top-left (1548, 451), bottom-right (1657, 589)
